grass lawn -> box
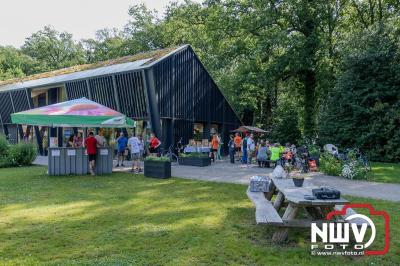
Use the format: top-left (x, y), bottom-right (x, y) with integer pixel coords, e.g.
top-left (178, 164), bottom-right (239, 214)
top-left (0, 166), bottom-right (398, 265)
top-left (367, 162), bottom-right (400, 184)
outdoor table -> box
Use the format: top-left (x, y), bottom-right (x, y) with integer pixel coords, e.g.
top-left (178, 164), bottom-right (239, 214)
top-left (267, 177), bottom-right (349, 243)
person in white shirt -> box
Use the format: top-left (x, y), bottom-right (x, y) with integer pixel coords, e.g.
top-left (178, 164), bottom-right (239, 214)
top-left (246, 133), bottom-right (255, 166)
top-left (138, 135), bottom-right (144, 158)
top-left (95, 130), bottom-right (106, 147)
top-left (128, 134), bottom-right (141, 173)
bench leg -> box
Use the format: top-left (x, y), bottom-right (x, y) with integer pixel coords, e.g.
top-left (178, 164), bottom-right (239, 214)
top-left (304, 206), bottom-right (324, 220)
top-left (272, 203), bottom-right (298, 243)
top-left (265, 183), bottom-right (276, 201)
top-left (273, 191), bottom-right (285, 212)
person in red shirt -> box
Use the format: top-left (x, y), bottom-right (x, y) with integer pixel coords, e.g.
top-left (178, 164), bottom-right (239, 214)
top-left (85, 131), bottom-right (98, 175)
top-left (148, 133), bottom-right (161, 155)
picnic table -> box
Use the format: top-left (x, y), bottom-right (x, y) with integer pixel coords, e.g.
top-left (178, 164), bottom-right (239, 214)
top-left (247, 177), bottom-right (363, 243)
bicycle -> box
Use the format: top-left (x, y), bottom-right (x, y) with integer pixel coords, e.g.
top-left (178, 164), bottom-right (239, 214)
top-left (161, 138), bottom-right (183, 166)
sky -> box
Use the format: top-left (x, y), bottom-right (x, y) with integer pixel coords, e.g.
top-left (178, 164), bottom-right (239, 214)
top-left (0, 0), bottom-right (180, 48)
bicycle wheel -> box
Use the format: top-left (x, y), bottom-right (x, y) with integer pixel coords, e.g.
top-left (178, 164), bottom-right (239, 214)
top-left (170, 153), bottom-right (179, 166)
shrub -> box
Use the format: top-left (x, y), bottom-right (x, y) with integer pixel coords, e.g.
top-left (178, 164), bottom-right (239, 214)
top-left (341, 150), bottom-right (369, 180)
top-left (180, 152), bottom-right (209, 158)
top-left (9, 142), bottom-right (37, 166)
top-left (144, 155), bottom-right (170, 162)
top-left (0, 134), bottom-right (9, 156)
top-left (0, 135), bottom-right (11, 168)
top-left (319, 152), bottom-right (343, 176)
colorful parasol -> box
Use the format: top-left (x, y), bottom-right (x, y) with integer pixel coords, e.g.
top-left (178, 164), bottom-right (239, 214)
top-left (11, 98), bottom-right (135, 128)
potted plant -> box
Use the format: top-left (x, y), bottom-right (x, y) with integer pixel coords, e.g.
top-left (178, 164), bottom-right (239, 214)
top-left (179, 152), bottom-right (211, 167)
top-left (308, 144), bottom-right (321, 165)
top-left (292, 175), bottom-right (305, 187)
top-left (144, 156), bottom-right (171, 179)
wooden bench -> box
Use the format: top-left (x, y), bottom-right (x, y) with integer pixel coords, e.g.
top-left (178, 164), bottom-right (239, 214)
top-left (246, 187), bottom-right (284, 226)
top-left (334, 205), bottom-right (368, 227)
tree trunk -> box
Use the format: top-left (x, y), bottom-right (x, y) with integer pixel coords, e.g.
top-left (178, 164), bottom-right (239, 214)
top-left (303, 70), bottom-right (317, 138)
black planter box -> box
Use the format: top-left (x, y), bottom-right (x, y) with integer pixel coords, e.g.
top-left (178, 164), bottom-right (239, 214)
top-left (179, 157), bottom-right (211, 167)
top-left (144, 160), bottom-right (171, 179)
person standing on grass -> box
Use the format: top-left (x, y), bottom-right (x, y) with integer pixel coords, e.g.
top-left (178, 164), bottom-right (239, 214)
top-left (210, 134), bottom-right (219, 163)
top-left (116, 132), bottom-right (128, 167)
top-left (128, 134), bottom-right (141, 173)
top-left (228, 134), bottom-right (235, 164)
top-left (246, 133), bottom-right (255, 166)
top-left (85, 131), bottom-right (98, 175)
top-left (148, 132), bottom-right (161, 155)
top-left (234, 133), bottom-right (242, 161)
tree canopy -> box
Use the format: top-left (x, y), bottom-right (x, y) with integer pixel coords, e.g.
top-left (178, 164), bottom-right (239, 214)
top-left (1, 0), bottom-right (399, 161)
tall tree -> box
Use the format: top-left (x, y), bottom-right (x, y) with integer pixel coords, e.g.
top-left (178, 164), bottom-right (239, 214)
top-left (21, 26), bottom-right (86, 71)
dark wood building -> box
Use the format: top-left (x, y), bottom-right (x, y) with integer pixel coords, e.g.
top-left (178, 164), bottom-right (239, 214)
top-left (0, 45), bottom-right (241, 152)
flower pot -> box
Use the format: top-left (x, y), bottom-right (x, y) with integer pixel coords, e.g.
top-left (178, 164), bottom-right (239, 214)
top-left (144, 160), bottom-right (171, 179)
top-left (293, 178), bottom-right (304, 187)
top-left (179, 157), bottom-right (211, 167)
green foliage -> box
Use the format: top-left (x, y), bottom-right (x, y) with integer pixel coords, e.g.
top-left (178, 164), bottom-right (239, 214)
top-left (8, 142), bottom-right (37, 166)
top-left (270, 95), bottom-right (302, 144)
top-left (0, 135), bottom-right (11, 168)
top-left (307, 144), bottom-right (321, 157)
top-left (21, 26), bottom-right (86, 71)
top-left (0, 46), bottom-right (37, 81)
top-left (319, 24), bottom-right (400, 162)
top-left (144, 155), bottom-right (170, 162)
top-left (180, 152), bottom-right (208, 158)
top-left (0, 135), bottom-right (36, 167)
top-left (1, 1), bottom-right (400, 162)
top-left (341, 150), bottom-right (370, 180)
top-left (319, 152), bottom-right (343, 176)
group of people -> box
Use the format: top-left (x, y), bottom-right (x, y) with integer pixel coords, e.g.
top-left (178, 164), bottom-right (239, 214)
top-left (210, 133), bottom-right (224, 162)
top-left (66, 132), bottom-right (85, 148)
top-left (114, 132), bottom-right (161, 172)
top-left (82, 128), bottom-right (299, 175)
top-left (83, 131), bottom-right (161, 176)
top-left (227, 133), bottom-right (297, 168)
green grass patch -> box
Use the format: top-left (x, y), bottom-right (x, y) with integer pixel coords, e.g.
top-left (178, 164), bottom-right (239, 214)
top-left (368, 162), bottom-right (400, 184)
top-left (0, 166), bottom-right (398, 265)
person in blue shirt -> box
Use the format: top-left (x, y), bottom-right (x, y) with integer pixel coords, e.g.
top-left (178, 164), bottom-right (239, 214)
top-left (116, 132), bottom-right (128, 167)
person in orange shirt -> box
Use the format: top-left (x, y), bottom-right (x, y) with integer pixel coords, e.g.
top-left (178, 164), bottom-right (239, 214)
top-left (233, 133), bottom-right (242, 161)
top-left (211, 134), bottom-right (219, 163)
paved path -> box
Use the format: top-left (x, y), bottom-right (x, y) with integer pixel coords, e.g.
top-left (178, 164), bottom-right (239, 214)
top-left (33, 156), bottom-right (400, 201)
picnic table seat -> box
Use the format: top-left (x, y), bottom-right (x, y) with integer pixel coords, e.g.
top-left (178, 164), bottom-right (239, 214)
top-left (246, 187), bottom-right (284, 226)
top-left (334, 205), bottom-right (368, 227)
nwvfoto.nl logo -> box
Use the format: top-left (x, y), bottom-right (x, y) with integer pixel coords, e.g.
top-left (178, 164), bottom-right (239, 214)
top-left (310, 203), bottom-right (390, 256)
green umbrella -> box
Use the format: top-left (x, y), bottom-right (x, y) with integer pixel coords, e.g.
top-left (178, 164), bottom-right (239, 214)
top-left (11, 98), bottom-right (136, 128)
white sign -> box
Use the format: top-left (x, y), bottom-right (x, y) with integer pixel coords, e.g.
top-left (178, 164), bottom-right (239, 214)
top-left (52, 150), bottom-right (60, 157)
top-left (67, 150), bottom-right (76, 156)
top-left (100, 149), bottom-right (108, 156)
top-left (49, 137), bottom-right (58, 147)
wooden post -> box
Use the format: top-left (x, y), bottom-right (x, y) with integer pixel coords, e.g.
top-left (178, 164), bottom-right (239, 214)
top-left (273, 191), bottom-right (285, 212)
top-left (272, 203), bottom-right (299, 243)
top-left (265, 183), bottom-right (276, 201)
